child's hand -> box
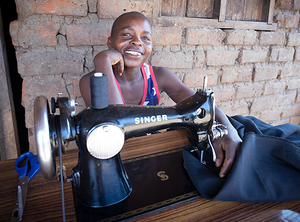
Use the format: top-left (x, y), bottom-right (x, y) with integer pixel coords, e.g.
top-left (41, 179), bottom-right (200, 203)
top-left (108, 49), bottom-right (124, 76)
top-left (94, 49), bottom-right (124, 76)
top-left (212, 127), bottom-right (242, 178)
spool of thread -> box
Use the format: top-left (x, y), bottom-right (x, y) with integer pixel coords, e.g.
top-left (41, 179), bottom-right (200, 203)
top-left (90, 73), bottom-right (108, 109)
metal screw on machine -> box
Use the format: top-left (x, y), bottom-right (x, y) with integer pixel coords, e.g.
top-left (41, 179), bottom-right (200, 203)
top-left (203, 76), bottom-right (208, 91)
top-left (70, 100), bottom-right (78, 117)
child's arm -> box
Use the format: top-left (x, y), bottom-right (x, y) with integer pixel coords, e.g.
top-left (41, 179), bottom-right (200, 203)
top-left (154, 66), bottom-right (241, 178)
top-left (79, 49), bottom-right (124, 107)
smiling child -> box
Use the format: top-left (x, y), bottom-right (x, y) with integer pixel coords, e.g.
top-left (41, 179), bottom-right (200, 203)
top-left (79, 11), bottom-right (242, 178)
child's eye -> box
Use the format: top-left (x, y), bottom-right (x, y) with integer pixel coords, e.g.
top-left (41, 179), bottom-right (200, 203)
top-left (123, 33), bottom-right (132, 37)
top-left (142, 36), bottom-right (151, 41)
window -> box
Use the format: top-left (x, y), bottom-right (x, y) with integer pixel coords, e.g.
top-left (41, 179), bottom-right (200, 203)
top-left (154, 0), bottom-right (276, 30)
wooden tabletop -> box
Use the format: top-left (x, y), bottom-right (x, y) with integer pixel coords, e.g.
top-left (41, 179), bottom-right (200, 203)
top-left (1, 129), bottom-right (300, 222)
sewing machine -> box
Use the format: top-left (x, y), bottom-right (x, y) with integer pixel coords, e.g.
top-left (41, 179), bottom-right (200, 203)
top-left (34, 74), bottom-right (227, 221)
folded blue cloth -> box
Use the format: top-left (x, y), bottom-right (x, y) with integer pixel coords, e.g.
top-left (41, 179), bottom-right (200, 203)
top-left (183, 115), bottom-right (300, 202)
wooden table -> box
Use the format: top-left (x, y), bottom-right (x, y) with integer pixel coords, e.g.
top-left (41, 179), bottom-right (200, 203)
top-left (1, 129), bottom-right (300, 221)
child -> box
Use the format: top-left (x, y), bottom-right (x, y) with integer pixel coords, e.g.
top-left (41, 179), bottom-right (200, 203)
top-left (79, 11), bottom-right (242, 178)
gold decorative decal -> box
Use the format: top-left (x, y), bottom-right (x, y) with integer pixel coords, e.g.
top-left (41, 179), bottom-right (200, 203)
top-left (157, 171), bottom-right (169, 181)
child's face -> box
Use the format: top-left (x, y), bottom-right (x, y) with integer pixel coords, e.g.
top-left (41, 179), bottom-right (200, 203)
top-left (108, 14), bottom-right (152, 69)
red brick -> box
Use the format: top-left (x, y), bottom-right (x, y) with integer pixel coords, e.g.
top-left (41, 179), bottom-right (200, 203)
top-left (290, 116), bottom-right (300, 125)
top-left (221, 67), bottom-right (252, 83)
top-left (75, 97), bottom-right (87, 113)
top-left (287, 77), bottom-right (300, 90)
top-left (276, 91), bottom-right (297, 106)
top-left (281, 13), bottom-right (299, 29)
top-left (295, 47), bottom-right (300, 61)
top-left (66, 22), bottom-right (111, 46)
top-left (257, 109), bottom-right (282, 123)
top-left (22, 75), bottom-right (69, 128)
top-left (260, 32), bottom-right (285, 46)
top-left (211, 85), bottom-right (236, 102)
top-left (183, 69), bottom-right (218, 88)
top-left (287, 33), bottom-right (300, 46)
top-left (224, 30), bottom-right (243, 45)
top-left (73, 78), bottom-right (81, 97)
top-left (236, 83), bottom-right (264, 100)
top-left (160, 92), bottom-right (176, 106)
top-left (279, 47), bottom-right (295, 61)
top-left (152, 27), bottom-right (182, 46)
top-left (297, 90), bottom-right (300, 103)
top-left (250, 96), bottom-right (277, 114)
top-left (194, 48), bottom-right (205, 68)
top-left (17, 51), bottom-right (84, 77)
top-left (97, 0), bottom-right (153, 19)
top-left (225, 30), bottom-right (257, 45)
top-left (10, 20), bottom-right (59, 48)
top-left (280, 64), bottom-right (300, 77)
top-left (281, 104), bottom-right (300, 118)
top-left (207, 50), bottom-right (239, 66)
top-left (264, 81), bottom-right (286, 95)
top-left (217, 100), bottom-right (249, 116)
top-left (88, 0), bottom-right (97, 13)
top-left (254, 65), bottom-right (279, 82)
top-left (270, 47), bottom-right (294, 62)
top-left (295, 0), bottom-right (300, 10)
top-left (279, 0), bottom-right (292, 9)
top-left (186, 28), bottom-right (225, 46)
top-left (241, 49), bottom-right (268, 64)
top-left (15, 0), bottom-right (88, 17)
top-left (151, 50), bottom-right (193, 69)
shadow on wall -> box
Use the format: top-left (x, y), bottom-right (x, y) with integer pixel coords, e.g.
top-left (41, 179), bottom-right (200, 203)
top-left (0, 1), bottom-right (29, 154)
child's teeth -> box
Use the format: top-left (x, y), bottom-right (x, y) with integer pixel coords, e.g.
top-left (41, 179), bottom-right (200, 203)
top-left (126, 51), bottom-right (141, 55)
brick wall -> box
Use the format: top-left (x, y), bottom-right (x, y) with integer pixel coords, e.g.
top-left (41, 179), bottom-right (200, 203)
top-left (9, 0), bottom-right (300, 152)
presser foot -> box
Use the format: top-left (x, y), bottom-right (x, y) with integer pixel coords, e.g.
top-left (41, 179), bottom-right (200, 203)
top-left (189, 143), bottom-right (214, 166)
top-left (194, 122), bottom-right (229, 165)
top-left (188, 144), bottom-right (221, 175)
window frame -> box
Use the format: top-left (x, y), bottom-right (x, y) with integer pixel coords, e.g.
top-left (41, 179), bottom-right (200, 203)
top-left (153, 0), bottom-right (277, 31)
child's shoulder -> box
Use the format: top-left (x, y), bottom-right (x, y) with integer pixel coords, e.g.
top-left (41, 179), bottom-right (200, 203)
top-left (152, 66), bottom-right (175, 79)
top-left (151, 65), bottom-right (182, 91)
top-left (79, 71), bottom-right (95, 97)
top-left (80, 71), bottom-right (94, 85)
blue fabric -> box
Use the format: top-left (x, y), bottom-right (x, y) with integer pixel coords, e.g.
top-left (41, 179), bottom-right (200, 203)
top-left (141, 64), bottom-right (159, 106)
top-left (143, 74), bottom-right (159, 106)
top-left (183, 115), bottom-right (300, 202)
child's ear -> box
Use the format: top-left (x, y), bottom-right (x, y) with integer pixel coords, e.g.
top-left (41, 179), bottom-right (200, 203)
top-left (107, 37), bottom-right (113, 49)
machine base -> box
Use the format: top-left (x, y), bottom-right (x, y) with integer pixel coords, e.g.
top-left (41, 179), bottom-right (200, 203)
top-left (72, 148), bottom-right (199, 222)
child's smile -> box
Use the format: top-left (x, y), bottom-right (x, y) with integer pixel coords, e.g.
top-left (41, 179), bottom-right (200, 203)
top-left (125, 50), bottom-right (142, 57)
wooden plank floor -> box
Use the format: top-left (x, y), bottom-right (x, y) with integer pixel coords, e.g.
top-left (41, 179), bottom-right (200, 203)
top-left (1, 129), bottom-right (300, 221)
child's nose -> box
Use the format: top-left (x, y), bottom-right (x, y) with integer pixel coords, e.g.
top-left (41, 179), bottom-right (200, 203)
top-left (130, 35), bottom-right (142, 46)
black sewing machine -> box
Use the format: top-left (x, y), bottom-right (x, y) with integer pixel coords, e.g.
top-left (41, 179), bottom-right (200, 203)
top-left (34, 74), bottom-right (227, 221)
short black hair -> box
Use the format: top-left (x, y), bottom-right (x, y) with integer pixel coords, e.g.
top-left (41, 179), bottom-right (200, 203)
top-left (110, 11), bottom-right (150, 37)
